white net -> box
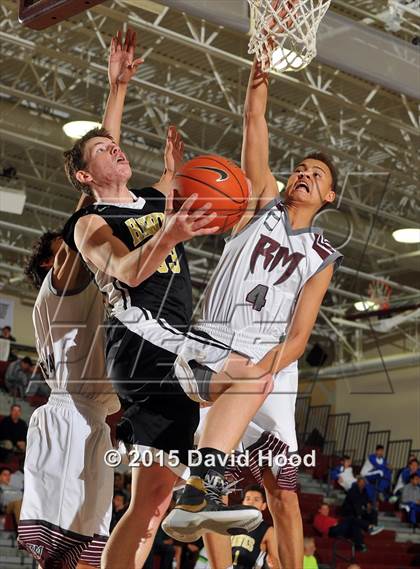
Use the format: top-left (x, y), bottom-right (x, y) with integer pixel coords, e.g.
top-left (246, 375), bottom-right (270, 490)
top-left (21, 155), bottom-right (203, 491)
top-left (248, 0), bottom-right (331, 72)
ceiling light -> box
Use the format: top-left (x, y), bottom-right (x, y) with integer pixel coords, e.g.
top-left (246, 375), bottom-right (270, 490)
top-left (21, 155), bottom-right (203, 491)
top-left (392, 228), bottom-right (420, 244)
top-left (63, 120), bottom-right (102, 139)
top-left (272, 47), bottom-right (304, 72)
top-left (354, 300), bottom-right (379, 312)
top-left (0, 186), bottom-right (26, 215)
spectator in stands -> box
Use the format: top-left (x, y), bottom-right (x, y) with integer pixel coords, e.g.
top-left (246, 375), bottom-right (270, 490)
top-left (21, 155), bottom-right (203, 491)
top-left (110, 491), bottom-right (128, 533)
top-left (0, 404), bottom-right (27, 456)
top-left (314, 503), bottom-right (367, 552)
top-left (4, 356), bottom-right (33, 398)
top-left (331, 455), bottom-right (357, 491)
top-left (0, 466), bottom-right (23, 526)
top-left (401, 458), bottom-right (420, 485)
top-left (1, 326), bottom-right (16, 342)
top-left (0, 326), bottom-right (17, 361)
top-left (303, 536), bottom-right (318, 569)
top-left (341, 476), bottom-right (384, 535)
top-left (113, 472), bottom-right (129, 501)
top-left (230, 485), bottom-right (280, 569)
top-left (392, 458), bottom-right (420, 500)
top-left (25, 363), bottom-right (50, 398)
top-left (360, 445), bottom-right (392, 501)
top-left (401, 473), bottom-right (420, 527)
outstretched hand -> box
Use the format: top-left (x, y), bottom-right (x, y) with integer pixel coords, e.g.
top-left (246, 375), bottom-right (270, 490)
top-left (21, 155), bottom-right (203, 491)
top-left (108, 28), bottom-right (144, 87)
top-left (164, 125), bottom-right (185, 176)
top-left (163, 190), bottom-right (219, 245)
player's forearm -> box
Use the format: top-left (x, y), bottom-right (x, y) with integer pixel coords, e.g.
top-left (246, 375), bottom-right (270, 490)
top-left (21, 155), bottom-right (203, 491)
top-left (102, 83), bottom-right (128, 145)
top-left (244, 58), bottom-right (269, 119)
top-left (259, 334), bottom-right (307, 375)
top-left (118, 231), bottom-right (176, 287)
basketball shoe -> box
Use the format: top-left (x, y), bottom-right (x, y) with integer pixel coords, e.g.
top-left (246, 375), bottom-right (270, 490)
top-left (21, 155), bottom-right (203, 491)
top-left (162, 469), bottom-right (263, 542)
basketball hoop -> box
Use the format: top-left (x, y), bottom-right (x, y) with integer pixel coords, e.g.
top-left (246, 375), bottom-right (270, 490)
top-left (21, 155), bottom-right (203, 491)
top-left (368, 279), bottom-right (393, 311)
top-left (247, 0), bottom-right (331, 72)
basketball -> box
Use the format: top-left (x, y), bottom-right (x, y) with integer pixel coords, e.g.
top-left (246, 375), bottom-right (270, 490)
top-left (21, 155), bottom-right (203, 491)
top-left (174, 155), bottom-right (250, 233)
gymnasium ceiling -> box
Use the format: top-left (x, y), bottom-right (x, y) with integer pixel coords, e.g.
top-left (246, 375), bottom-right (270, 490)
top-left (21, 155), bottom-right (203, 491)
top-left (0, 0), bottom-right (419, 364)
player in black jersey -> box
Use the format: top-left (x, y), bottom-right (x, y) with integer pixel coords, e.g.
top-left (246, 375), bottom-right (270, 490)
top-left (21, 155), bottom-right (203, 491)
top-left (232, 486), bottom-right (280, 569)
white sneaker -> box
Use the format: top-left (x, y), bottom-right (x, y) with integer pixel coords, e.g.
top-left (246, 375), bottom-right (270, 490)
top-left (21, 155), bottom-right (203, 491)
top-left (369, 525), bottom-right (385, 536)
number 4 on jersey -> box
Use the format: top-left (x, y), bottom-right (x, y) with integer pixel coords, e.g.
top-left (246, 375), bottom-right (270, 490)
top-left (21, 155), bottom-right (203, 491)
top-left (246, 284), bottom-right (268, 311)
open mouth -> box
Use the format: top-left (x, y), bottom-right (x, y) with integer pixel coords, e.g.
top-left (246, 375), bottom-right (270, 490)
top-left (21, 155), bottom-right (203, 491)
top-left (294, 181), bottom-right (310, 193)
top-left (116, 156), bottom-right (127, 163)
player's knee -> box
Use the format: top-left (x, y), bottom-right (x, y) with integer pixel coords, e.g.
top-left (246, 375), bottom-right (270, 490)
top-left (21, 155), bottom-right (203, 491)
top-left (268, 488), bottom-right (299, 518)
top-left (131, 474), bottom-right (173, 516)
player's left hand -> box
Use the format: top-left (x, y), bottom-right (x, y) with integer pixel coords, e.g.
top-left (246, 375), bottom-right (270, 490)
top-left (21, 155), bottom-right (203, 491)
top-left (164, 125), bottom-right (185, 176)
top-left (108, 28), bottom-right (144, 87)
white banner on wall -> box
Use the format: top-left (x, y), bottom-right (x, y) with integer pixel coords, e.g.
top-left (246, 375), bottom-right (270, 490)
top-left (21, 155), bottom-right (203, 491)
top-left (0, 296), bottom-right (14, 329)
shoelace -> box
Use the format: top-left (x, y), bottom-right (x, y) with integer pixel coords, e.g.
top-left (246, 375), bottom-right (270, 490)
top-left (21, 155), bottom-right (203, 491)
top-left (204, 476), bottom-right (243, 505)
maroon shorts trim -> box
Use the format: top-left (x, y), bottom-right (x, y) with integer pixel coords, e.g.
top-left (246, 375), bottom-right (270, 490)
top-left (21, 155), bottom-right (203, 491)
top-left (226, 431), bottom-right (298, 492)
top-left (18, 520), bottom-right (107, 569)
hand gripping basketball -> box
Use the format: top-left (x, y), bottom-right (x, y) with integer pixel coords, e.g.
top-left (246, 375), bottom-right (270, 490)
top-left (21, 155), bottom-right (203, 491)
top-left (162, 190), bottom-right (219, 246)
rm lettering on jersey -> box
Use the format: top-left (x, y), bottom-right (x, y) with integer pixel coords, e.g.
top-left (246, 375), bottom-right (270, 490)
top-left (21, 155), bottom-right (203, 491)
top-left (231, 534), bottom-right (256, 552)
top-left (125, 212), bottom-right (180, 274)
top-left (250, 234), bottom-right (305, 285)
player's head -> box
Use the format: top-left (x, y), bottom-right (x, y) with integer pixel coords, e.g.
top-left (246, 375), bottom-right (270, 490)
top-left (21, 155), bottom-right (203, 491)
top-left (24, 230), bottom-right (63, 289)
top-left (0, 467), bottom-right (11, 484)
top-left (375, 444), bottom-right (384, 457)
top-left (21, 357), bottom-right (33, 373)
top-left (2, 325), bottom-right (12, 338)
top-left (10, 404), bottom-right (22, 421)
top-left (319, 503), bottom-right (330, 516)
top-left (410, 473), bottom-right (420, 485)
top-left (342, 454), bottom-right (352, 468)
top-left (242, 484), bottom-right (267, 511)
top-left (409, 458), bottom-right (419, 472)
top-left (284, 152), bottom-right (337, 211)
top-left (303, 536), bottom-right (316, 556)
top-left (113, 491), bottom-right (127, 511)
top-left (63, 128), bottom-right (131, 197)
top-left (356, 476), bottom-right (366, 489)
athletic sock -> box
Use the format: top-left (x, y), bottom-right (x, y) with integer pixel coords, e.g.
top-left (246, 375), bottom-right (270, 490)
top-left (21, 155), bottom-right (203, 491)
top-left (190, 447), bottom-right (227, 479)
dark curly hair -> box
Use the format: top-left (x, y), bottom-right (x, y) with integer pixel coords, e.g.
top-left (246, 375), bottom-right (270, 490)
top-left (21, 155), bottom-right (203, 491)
top-left (63, 127), bottom-right (113, 195)
top-left (24, 230), bottom-right (62, 289)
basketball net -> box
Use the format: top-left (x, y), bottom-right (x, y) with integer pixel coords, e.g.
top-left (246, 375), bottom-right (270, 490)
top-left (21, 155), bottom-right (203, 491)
top-left (368, 279), bottom-right (393, 311)
top-left (247, 0), bottom-right (331, 72)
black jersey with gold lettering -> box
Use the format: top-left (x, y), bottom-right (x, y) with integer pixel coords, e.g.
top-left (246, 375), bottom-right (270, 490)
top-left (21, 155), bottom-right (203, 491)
top-left (64, 187), bottom-right (192, 328)
top-left (231, 521), bottom-right (269, 569)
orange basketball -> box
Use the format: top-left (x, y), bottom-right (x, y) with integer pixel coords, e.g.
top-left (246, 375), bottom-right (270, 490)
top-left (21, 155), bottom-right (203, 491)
top-left (174, 155), bottom-right (250, 233)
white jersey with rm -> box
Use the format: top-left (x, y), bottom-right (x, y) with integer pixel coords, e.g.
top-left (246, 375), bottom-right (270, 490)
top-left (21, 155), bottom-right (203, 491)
top-left (194, 200), bottom-right (342, 362)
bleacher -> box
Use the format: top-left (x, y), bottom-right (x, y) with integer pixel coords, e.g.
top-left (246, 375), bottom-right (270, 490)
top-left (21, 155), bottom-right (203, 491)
top-left (0, 359), bottom-right (40, 568)
top-left (295, 395), bottom-right (420, 568)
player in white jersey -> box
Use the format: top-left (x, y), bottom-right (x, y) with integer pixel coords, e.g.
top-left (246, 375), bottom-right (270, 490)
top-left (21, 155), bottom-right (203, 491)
top-left (17, 30), bottom-right (142, 569)
top-left (163, 56), bottom-right (342, 569)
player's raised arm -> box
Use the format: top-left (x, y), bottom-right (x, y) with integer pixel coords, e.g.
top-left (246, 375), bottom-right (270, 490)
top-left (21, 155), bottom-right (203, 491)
top-left (153, 125), bottom-right (185, 196)
top-left (259, 263), bottom-right (334, 375)
top-left (102, 29), bottom-right (143, 144)
top-left (241, 58), bottom-right (278, 210)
